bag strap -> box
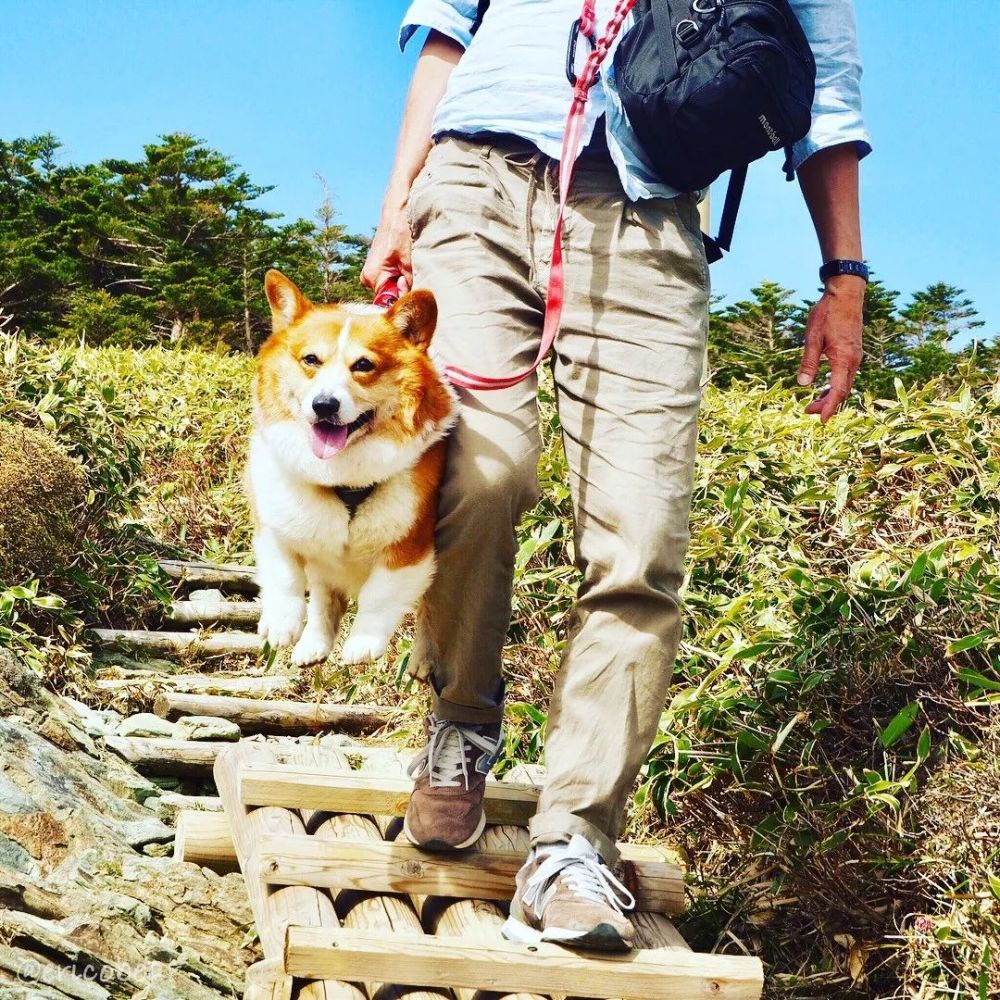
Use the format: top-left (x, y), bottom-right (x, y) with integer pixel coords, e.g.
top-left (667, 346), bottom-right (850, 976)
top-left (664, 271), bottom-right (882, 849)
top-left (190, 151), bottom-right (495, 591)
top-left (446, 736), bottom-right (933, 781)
top-left (444, 0), bottom-right (638, 392)
top-left (702, 163), bottom-right (747, 263)
top-left (470, 0), bottom-right (490, 36)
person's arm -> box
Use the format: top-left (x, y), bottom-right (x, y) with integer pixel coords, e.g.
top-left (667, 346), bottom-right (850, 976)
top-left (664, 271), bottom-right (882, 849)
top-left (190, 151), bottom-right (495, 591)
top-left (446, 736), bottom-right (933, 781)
top-left (361, 30), bottom-right (464, 296)
top-left (795, 143), bottom-right (865, 422)
top-left (786, 0), bottom-right (872, 421)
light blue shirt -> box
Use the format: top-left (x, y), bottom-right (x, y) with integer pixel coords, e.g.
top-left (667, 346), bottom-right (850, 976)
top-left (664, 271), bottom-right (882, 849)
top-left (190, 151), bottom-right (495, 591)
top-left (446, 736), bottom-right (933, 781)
top-left (400, 0), bottom-right (872, 201)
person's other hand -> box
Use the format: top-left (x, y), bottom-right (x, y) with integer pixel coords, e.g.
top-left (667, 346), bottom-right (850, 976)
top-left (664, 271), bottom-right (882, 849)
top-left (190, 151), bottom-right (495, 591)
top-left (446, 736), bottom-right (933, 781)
top-left (361, 207), bottom-right (413, 296)
top-left (796, 277), bottom-right (865, 422)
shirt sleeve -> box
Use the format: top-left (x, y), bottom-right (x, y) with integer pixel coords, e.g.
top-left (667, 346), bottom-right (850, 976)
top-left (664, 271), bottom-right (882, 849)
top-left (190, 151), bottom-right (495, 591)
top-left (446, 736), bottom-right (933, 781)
top-left (787, 0), bottom-right (873, 173)
top-left (399, 0), bottom-right (479, 52)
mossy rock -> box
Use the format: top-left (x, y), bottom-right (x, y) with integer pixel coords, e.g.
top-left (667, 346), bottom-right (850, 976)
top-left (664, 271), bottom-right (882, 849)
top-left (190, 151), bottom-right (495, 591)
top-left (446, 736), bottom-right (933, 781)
top-left (0, 421), bottom-right (86, 586)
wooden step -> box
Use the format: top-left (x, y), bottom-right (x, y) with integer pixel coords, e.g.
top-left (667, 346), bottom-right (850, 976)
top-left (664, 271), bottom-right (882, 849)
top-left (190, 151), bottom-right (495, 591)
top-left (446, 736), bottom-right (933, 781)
top-left (93, 627), bottom-right (263, 657)
top-left (240, 763), bottom-right (539, 825)
top-left (283, 926), bottom-right (763, 1000)
top-left (160, 559), bottom-right (259, 594)
top-left (153, 692), bottom-right (396, 736)
top-left (256, 833), bottom-right (684, 913)
top-left (168, 600), bottom-right (261, 627)
top-left (176, 809), bottom-right (682, 888)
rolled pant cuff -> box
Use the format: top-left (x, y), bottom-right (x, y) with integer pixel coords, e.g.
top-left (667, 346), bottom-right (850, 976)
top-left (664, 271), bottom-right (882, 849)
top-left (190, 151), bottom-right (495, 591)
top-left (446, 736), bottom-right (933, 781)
top-left (528, 808), bottom-right (620, 866)
top-left (431, 692), bottom-right (505, 726)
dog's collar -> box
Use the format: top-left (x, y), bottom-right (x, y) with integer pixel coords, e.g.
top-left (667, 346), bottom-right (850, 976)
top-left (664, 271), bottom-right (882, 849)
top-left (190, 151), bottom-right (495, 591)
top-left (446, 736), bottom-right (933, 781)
top-left (331, 482), bottom-right (378, 519)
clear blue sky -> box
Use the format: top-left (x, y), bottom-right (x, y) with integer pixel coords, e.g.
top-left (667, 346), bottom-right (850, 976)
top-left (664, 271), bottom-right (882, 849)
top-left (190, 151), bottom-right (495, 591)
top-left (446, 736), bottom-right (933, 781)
top-left (2, 1), bottom-right (997, 337)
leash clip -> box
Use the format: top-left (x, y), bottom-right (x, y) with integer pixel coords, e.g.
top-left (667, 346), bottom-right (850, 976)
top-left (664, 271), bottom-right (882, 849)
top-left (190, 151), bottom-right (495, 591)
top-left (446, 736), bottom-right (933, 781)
top-left (565, 17), bottom-right (596, 86)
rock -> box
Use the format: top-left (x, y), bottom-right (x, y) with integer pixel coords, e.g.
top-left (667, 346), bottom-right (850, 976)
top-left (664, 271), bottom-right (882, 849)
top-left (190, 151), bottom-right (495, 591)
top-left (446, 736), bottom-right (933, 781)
top-left (0, 773), bottom-right (38, 815)
top-left (174, 716), bottom-right (240, 742)
top-left (187, 589), bottom-right (225, 603)
top-left (116, 818), bottom-right (174, 849)
top-left (0, 669), bottom-right (260, 999)
top-left (0, 650), bottom-right (42, 702)
top-left (0, 833), bottom-right (38, 876)
top-left (116, 713), bottom-right (178, 739)
top-left (61, 698), bottom-right (121, 738)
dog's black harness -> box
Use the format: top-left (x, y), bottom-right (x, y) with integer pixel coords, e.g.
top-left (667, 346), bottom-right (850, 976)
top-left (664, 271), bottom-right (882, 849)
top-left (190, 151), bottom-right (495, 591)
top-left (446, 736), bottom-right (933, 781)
top-left (332, 483), bottom-right (377, 519)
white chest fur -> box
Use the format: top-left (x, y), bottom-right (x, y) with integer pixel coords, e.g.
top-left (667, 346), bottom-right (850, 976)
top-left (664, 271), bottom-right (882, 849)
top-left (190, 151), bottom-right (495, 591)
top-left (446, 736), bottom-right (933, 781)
top-left (248, 430), bottom-right (419, 595)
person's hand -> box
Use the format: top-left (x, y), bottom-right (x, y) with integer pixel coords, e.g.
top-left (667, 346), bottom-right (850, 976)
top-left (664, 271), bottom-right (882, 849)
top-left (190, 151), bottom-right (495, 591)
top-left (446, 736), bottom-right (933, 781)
top-left (796, 276), bottom-right (865, 422)
top-left (361, 206), bottom-right (413, 297)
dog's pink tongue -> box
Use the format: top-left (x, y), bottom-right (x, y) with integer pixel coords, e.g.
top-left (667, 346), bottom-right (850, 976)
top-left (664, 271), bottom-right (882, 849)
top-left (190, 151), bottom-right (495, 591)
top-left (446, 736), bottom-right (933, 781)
top-left (310, 422), bottom-right (349, 459)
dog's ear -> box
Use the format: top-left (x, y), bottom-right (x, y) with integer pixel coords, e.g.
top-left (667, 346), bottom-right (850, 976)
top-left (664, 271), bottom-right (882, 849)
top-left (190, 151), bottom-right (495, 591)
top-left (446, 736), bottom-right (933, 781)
top-left (265, 270), bottom-right (310, 331)
top-left (387, 289), bottom-right (437, 350)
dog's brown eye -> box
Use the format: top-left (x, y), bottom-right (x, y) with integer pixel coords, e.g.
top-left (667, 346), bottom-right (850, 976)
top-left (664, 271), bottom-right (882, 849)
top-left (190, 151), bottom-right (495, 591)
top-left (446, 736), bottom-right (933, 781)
top-left (301, 353), bottom-right (321, 367)
top-left (351, 357), bottom-right (375, 373)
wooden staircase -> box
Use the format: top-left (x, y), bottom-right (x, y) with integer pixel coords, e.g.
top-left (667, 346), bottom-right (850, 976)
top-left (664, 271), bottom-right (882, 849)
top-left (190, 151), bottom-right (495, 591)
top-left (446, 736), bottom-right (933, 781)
top-left (197, 743), bottom-right (763, 1000)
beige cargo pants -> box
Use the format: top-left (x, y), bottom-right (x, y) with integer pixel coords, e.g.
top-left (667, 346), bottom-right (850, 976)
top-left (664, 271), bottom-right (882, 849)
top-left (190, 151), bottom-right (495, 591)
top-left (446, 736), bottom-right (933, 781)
top-left (408, 136), bottom-right (708, 863)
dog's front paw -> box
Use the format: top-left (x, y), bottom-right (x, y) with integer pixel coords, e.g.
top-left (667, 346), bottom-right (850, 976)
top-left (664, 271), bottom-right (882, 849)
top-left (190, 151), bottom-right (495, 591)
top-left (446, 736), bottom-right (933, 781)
top-left (257, 600), bottom-right (306, 649)
top-left (291, 631), bottom-right (334, 667)
top-left (340, 631), bottom-right (389, 665)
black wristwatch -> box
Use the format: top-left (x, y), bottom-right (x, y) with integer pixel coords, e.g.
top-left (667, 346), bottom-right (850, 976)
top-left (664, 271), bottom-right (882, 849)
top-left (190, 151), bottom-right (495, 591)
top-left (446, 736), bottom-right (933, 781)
top-left (819, 259), bottom-right (869, 284)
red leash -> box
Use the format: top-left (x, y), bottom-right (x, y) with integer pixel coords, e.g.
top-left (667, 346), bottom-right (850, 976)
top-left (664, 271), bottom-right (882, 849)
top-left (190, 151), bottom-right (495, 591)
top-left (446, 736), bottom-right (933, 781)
top-left (376, 0), bottom-right (636, 392)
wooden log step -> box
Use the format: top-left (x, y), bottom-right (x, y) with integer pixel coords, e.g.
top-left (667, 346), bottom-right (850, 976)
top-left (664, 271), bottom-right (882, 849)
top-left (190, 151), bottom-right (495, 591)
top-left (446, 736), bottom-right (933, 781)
top-left (284, 926), bottom-right (763, 1000)
top-left (159, 559), bottom-right (259, 594)
top-left (153, 692), bottom-right (396, 736)
top-left (240, 764), bottom-right (538, 825)
top-left (105, 737), bottom-right (234, 777)
top-left (174, 810), bottom-right (676, 884)
top-left (119, 739), bottom-right (402, 780)
top-left (168, 600), bottom-right (261, 627)
top-left (175, 809), bottom-right (240, 873)
top-left (256, 834), bottom-right (684, 914)
top-left (92, 627), bottom-right (263, 657)
top-left (98, 674), bottom-right (288, 697)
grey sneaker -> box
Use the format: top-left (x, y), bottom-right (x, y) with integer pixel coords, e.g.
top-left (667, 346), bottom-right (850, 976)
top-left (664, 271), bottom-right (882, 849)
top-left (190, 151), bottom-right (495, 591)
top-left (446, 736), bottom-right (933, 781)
top-left (502, 835), bottom-right (637, 951)
top-left (403, 714), bottom-right (502, 850)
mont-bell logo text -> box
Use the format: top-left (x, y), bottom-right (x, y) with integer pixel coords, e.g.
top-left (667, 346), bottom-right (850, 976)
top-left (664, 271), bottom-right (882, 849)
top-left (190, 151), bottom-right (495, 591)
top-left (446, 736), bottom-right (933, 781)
top-left (758, 113), bottom-right (782, 148)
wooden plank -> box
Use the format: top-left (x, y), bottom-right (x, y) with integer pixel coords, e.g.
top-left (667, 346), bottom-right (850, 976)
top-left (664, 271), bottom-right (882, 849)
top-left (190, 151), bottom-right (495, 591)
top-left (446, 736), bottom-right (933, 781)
top-left (240, 764), bottom-right (539, 825)
top-left (256, 835), bottom-right (684, 914)
top-left (153, 692), bottom-right (396, 736)
top-left (284, 926), bottom-right (763, 1000)
top-left (160, 559), bottom-right (259, 594)
top-left (93, 627), bottom-right (264, 656)
top-left (168, 600), bottom-right (261, 627)
top-left (173, 808), bottom-right (677, 878)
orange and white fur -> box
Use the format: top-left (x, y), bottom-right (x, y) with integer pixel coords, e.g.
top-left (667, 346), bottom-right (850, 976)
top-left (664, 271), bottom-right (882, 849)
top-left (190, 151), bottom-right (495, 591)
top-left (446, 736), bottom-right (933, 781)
top-left (247, 271), bottom-right (456, 666)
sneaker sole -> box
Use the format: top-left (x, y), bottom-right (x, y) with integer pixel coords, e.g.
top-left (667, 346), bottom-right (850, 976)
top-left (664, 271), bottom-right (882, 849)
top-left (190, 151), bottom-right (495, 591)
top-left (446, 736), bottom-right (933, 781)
top-left (402, 810), bottom-right (486, 852)
top-left (500, 915), bottom-right (633, 953)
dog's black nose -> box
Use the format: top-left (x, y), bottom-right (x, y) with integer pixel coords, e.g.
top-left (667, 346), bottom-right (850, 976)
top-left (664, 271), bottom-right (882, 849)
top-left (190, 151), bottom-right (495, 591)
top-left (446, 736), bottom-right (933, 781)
top-left (312, 395), bottom-right (341, 420)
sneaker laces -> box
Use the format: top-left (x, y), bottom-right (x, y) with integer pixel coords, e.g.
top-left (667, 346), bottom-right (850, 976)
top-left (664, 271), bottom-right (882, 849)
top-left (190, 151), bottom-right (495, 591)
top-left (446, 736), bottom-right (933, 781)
top-left (523, 835), bottom-right (636, 917)
top-left (407, 716), bottom-right (501, 789)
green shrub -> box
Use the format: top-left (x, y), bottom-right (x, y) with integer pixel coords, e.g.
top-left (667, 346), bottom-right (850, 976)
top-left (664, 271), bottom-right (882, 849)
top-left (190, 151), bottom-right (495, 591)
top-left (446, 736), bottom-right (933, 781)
top-left (0, 422), bottom-right (86, 586)
top-left (648, 376), bottom-right (1000, 996)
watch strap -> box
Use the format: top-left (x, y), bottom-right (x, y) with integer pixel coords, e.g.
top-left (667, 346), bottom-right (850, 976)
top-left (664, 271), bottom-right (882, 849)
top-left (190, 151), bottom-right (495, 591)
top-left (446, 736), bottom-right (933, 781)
top-left (819, 259), bottom-right (869, 283)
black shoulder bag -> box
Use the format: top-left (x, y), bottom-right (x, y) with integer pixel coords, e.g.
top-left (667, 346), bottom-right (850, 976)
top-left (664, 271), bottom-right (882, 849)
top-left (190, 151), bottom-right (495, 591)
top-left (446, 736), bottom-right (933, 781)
top-left (613, 0), bottom-right (816, 260)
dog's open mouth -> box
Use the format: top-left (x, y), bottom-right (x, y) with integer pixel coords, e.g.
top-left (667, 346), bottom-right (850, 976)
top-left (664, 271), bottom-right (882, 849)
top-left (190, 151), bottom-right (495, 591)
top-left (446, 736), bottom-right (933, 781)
top-left (309, 410), bottom-right (374, 460)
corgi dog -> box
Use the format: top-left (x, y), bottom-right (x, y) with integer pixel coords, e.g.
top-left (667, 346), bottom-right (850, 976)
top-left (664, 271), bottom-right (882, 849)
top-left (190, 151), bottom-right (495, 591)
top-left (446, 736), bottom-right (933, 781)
top-left (247, 270), bottom-right (456, 666)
